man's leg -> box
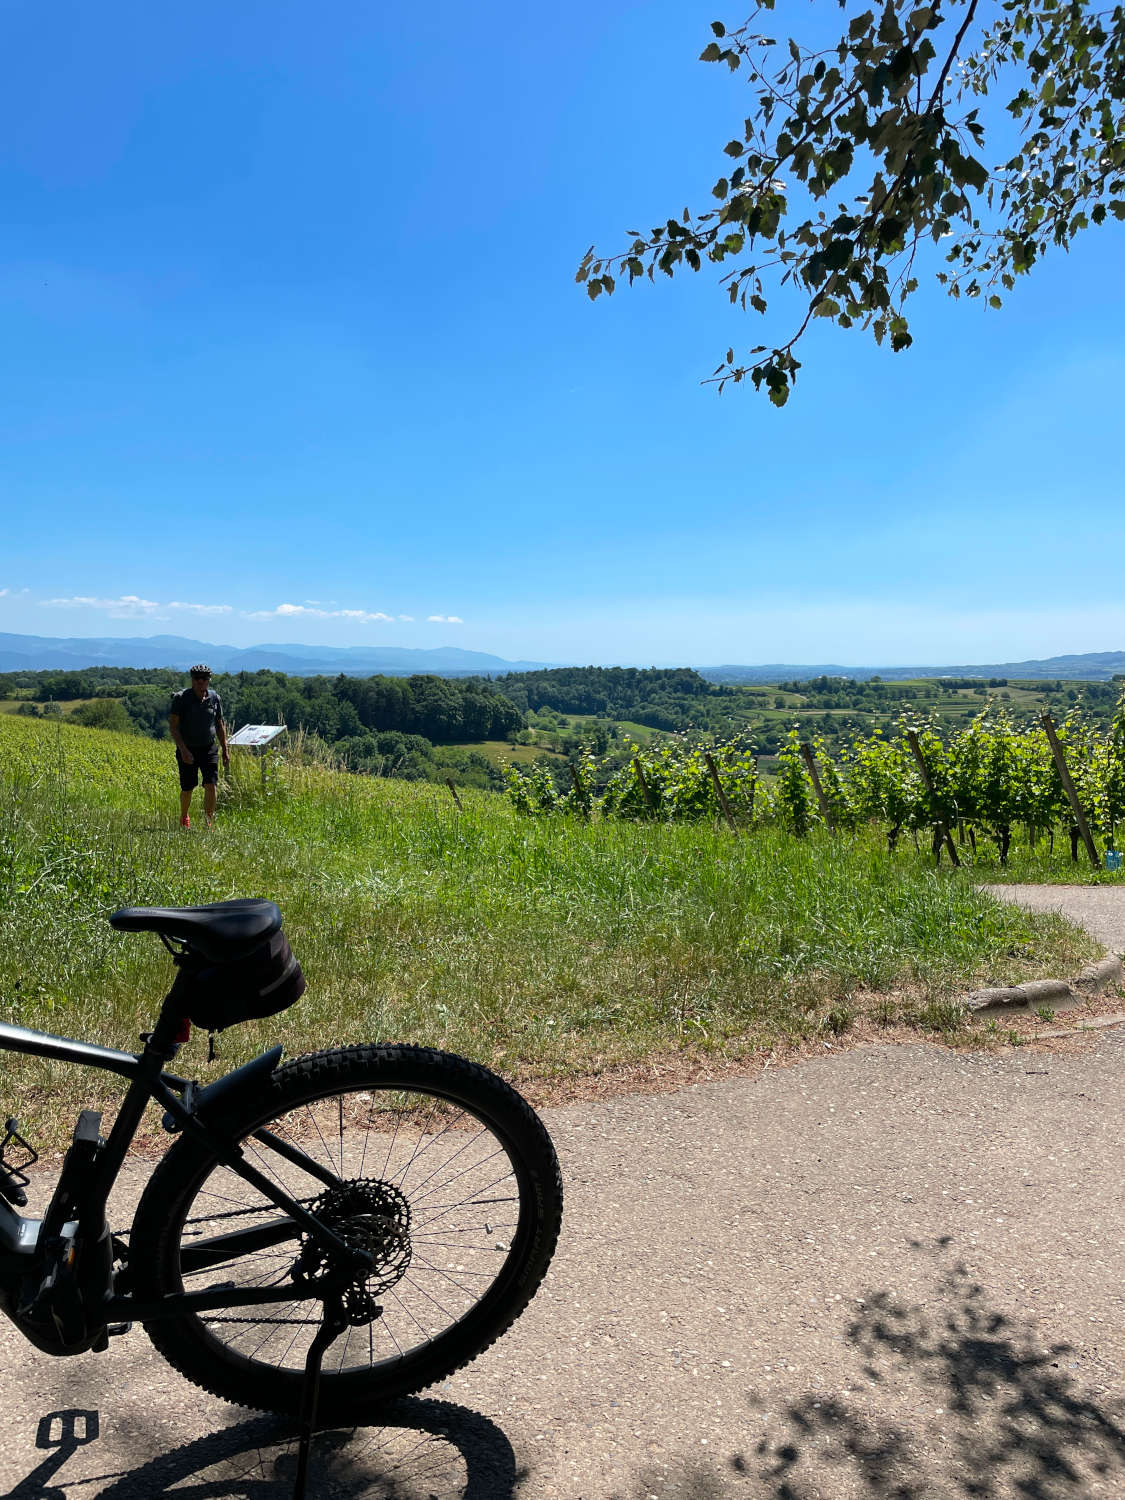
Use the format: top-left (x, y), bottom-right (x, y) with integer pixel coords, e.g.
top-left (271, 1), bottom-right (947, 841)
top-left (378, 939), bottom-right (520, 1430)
top-left (177, 753), bottom-right (195, 826)
top-left (202, 750), bottom-right (219, 825)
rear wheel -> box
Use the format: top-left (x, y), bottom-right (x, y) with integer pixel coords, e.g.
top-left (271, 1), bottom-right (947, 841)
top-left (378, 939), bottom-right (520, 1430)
top-left (129, 1045), bottom-right (562, 1421)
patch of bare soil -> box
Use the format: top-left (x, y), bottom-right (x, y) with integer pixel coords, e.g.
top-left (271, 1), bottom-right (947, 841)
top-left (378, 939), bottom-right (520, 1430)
top-left (511, 982), bottom-right (1125, 1112)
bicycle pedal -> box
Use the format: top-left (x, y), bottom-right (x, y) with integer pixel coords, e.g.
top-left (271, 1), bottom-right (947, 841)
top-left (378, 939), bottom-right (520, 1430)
top-left (106, 1322), bottom-right (133, 1338)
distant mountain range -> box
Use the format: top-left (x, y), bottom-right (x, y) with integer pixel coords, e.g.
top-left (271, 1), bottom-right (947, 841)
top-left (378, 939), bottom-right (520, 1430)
top-left (1, 632), bottom-right (1124, 683)
top-left (0, 633), bottom-right (551, 677)
top-left (699, 652), bottom-right (1125, 684)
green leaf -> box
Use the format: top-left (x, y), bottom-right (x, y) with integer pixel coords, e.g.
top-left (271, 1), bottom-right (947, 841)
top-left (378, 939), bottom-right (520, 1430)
top-left (988, 295), bottom-right (1002, 309)
top-left (711, 20), bottom-right (725, 36)
top-left (849, 10), bottom-right (874, 41)
top-left (587, 280), bottom-right (602, 301)
top-left (700, 42), bottom-right (723, 62)
top-left (822, 238), bottom-right (853, 271)
top-left (724, 140), bottom-right (744, 157)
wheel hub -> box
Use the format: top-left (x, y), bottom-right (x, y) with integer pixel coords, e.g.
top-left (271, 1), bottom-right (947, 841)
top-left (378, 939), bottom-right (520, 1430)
top-left (291, 1178), bottom-right (412, 1325)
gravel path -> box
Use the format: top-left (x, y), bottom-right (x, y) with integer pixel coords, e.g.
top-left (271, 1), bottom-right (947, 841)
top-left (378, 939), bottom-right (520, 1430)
top-left (983, 883), bottom-right (1125, 954)
top-left (3, 1028), bottom-right (1125, 1497)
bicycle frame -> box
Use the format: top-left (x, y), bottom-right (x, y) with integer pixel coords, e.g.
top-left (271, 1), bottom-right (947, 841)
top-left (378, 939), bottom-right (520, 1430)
top-left (0, 990), bottom-right (370, 1348)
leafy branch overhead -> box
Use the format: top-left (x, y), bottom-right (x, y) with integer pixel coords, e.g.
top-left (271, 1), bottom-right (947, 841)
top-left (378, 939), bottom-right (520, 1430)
top-left (578, 0), bottom-right (1125, 404)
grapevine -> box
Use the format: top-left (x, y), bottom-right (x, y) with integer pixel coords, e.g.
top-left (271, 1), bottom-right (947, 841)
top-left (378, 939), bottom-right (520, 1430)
top-left (502, 692), bottom-right (1125, 869)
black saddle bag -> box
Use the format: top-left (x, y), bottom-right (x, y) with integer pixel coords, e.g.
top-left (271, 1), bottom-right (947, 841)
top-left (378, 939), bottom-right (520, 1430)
top-left (171, 929), bottom-right (306, 1032)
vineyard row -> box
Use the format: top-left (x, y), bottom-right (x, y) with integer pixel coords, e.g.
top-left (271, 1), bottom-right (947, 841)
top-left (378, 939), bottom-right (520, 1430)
top-left (502, 701), bottom-right (1125, 867)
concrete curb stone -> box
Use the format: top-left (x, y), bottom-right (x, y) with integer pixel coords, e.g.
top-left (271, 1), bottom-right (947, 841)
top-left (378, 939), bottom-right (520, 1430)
top-left (964, 953), bottom-right (1124, 1016)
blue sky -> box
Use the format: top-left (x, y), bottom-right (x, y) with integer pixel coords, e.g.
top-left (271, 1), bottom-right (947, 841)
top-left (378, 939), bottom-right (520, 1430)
top-left (1, 0), bottom-right (1121, 668)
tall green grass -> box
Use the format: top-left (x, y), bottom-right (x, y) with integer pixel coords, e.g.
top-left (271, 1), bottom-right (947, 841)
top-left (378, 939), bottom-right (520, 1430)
top-left (0, 714), bottom-right (1100, 1147)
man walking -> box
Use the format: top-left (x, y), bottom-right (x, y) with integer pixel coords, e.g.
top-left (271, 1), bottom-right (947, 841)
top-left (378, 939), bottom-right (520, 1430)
top-left (169, 664), bottom-right (230, 828)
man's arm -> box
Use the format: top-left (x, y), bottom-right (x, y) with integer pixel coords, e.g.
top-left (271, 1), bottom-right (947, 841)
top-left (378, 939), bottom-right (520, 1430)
top-left (169, 711), bottom-right (193, 763)
top-left (217, 714), bottom-right (230, 765)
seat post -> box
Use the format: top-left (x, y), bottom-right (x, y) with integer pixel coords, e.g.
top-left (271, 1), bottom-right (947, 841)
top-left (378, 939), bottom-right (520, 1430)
top-left (142, 962), bottom-right (193, 1061)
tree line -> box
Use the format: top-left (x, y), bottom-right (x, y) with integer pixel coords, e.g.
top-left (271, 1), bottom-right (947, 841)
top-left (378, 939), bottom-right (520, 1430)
top-left (2, 667), bottom-right (522, 745)
top-left (497, 666), bottom-right (739, 731)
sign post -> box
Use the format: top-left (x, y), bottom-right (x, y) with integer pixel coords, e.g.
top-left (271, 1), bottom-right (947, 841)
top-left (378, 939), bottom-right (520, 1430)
top-left (228, 724), bottom-right (287, 787)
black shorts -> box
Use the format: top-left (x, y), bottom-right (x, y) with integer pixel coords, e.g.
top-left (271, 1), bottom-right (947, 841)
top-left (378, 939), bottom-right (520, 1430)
top-left (177, 746), bottom-right (219, 790)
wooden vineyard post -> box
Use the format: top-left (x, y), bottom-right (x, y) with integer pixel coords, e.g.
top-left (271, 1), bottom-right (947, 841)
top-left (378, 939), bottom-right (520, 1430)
top-left (904, 729), bottom-right (959, 866)
top-left (446, 778), bottom-right (463, 812)
top-left (703, 751), bottom-right (738, 835)
top-left (569, 762), bottom-right (590, 816)
top-left (1040, 714), bottom-right (1099, 869)
top-left (798, 742), bottom-right (835, 834)
top-left (633, 757), bottom-right (656, 815)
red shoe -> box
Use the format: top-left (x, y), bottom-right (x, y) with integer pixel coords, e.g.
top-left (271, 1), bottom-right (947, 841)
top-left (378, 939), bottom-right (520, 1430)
top-left (180, 816), bottom-right (191, 828)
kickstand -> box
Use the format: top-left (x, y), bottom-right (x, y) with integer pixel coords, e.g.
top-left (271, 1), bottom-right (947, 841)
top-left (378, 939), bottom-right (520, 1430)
top-left (292, 1297), bottom-right (347, 1500)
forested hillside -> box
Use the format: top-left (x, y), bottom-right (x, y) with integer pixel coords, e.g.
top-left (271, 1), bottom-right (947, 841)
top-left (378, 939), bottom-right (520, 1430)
top-left (497, 666), bottom-right (735, 730)
top-left (0, 667), bottom-right (523, 790)
top-left (3, 666), bottom-right (518, 738)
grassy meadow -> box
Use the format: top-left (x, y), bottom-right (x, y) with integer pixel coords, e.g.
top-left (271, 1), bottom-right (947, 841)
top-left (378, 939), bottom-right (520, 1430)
top-left (0, 713), bottom-right (1102, 1148)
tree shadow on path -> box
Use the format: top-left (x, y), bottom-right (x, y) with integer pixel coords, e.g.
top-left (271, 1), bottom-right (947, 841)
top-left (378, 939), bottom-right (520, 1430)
top-left (628, 1239), bottom-right (1125, 1498)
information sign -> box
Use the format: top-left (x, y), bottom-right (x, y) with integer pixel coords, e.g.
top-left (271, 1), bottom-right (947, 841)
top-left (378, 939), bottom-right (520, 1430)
top-left (229, 725), bottom-right (287, 749)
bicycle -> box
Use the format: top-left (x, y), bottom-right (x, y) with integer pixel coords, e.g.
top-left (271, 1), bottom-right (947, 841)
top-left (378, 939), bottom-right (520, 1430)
top-left (0, 898), bottom-right (563, 1494)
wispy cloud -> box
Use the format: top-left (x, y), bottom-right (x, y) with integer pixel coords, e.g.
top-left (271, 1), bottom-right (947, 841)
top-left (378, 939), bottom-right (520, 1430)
top-left (41, 595), bottom-right (232, 618)
top-left (427, 614), bottom-right (464, 624)
top-left (0, 588), bottom-right (8, 598)
top-left (245, 602), bottom-right (394, 624)
top-left (43, 594), bottom-right (161, 618)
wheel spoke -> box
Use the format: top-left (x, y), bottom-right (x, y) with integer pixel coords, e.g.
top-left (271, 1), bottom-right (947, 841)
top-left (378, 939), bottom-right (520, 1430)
top-left (136, 1049), bottom-right (559, 1418)
top-left (172, 1083), bottom-right (523, 1374)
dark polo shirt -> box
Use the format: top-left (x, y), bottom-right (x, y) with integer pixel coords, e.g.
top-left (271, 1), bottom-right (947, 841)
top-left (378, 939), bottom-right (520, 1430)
top-left (170, 687), bottom-right (225, 749)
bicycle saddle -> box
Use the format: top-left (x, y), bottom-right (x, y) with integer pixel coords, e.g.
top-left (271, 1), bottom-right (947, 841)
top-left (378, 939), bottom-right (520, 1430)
top-left (109, 899), bottom-right (283, 961)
